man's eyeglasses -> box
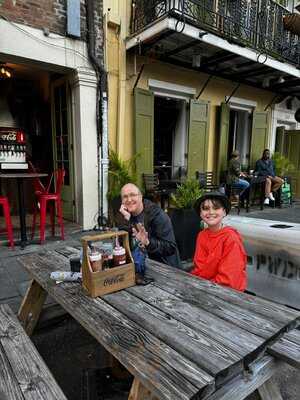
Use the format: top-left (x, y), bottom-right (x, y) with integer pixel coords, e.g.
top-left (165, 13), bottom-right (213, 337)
top-left (121, 192), bottom-right (141, 201)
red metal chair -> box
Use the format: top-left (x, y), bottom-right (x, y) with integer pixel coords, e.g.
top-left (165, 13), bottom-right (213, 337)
top-left (31, 169), bottom-right (65, 244)
top-left (28, 160), bottom-right (53, 196)
top-left (0, 196), bottom-right (14, 249)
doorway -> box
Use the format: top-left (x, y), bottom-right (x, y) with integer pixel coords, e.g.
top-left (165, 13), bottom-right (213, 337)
top-left (228, 109), bottom-right (252, 169)
top-left (0, 63), bottom-right (75, 220)
top-left (153, 96), bottom-right (187, 180)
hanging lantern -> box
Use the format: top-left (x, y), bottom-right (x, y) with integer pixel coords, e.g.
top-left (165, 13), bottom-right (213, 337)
top-left (0, 64), bottom-right (13, 79)
top-left (283, 14), bottom-right (300, 36)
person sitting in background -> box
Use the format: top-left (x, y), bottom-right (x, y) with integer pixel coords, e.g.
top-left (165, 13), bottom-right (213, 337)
top-left (255, 149), bottom-right (284, 205)
top-left (190, 191), bottom-right (247, 292)
top-left (227, 150), bottom-right (250, 195)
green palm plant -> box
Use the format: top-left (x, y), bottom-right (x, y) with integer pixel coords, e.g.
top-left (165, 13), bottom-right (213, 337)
top-left (272, 152), bottom-right (295, 177)
top-left (171, 179), bottom-right (204, 209)
top-left (107, 148), bottom-right (138, 201)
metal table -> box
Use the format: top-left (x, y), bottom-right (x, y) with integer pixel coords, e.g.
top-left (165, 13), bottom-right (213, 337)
top-left (18, 249), bottom-right (300, 400)
top-left (0, 172), bottom-right (48, 248)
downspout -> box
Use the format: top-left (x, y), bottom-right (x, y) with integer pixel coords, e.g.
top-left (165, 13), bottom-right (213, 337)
top-left (85, 0), bottom-right (109, 228)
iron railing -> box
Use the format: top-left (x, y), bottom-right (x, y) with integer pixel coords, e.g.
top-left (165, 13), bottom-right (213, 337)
top-left (130, 0), bottom-right (300, 66)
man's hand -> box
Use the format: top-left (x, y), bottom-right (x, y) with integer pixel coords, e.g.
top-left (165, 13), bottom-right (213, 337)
top-left (119, 204), bottom-right (131, 221)
top-left (132, 223), bottom-right (150, 247)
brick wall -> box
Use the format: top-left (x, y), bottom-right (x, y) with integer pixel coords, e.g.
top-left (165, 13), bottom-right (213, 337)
top-left (0, 0), bottom-right (103, 63)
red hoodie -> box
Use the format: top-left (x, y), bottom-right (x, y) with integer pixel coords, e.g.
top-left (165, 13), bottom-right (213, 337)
top-left (191, 226), bottom-right (247, 291)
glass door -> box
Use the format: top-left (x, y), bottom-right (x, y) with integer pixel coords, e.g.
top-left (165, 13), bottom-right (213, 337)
top-left (51, 78), bottom-right (75, 221)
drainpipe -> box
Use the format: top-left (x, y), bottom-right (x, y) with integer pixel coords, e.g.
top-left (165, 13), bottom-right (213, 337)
top-left (85, 0), bottom-right (109, 227)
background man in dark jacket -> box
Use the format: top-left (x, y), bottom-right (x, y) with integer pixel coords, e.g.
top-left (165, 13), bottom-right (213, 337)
top-left (119, 183), bottom-right (181, 268)
top-left (255, 149), bottom-right (284, 205)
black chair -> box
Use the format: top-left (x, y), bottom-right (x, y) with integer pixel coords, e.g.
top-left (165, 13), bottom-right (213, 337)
top-left (195, 171), bottom-right (219, 192)
top-left (249, 176), bottom-right (266, 210)
top-left (225, 184), bottom-right (250, 214)
top-left (142, 173), bottom-right (173, 210)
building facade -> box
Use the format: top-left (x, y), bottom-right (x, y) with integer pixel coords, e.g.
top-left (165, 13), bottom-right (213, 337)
top-left (104, 0), bottom-right (300, 197)
top-left (0, 0), bottom-right (107, 229)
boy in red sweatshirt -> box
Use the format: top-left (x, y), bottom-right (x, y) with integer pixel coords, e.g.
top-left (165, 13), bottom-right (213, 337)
top-left (191, 191), bottom-right (247, 291)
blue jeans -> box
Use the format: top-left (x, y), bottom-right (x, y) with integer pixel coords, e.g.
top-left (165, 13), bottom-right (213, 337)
top-left (232, 179), bottom-right (250, 195)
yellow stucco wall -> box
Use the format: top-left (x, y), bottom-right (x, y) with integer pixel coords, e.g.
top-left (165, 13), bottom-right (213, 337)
top-left (103, 2), bottom-right (275, 170)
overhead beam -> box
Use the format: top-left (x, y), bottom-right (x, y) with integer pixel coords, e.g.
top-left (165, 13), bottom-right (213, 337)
top-left (233, 66), bottom-right (273, 79)
top-left (271, 77), bottom-right (300, 90)
top-left (164, 39), bottom-right (200, 57)
top-left (141, 30), bottom-right (176, 52)
top-left (200, 52), bottom-right (239, 68)
top-left (216, 60), bottom-right (257, 74)
top-left (157, 54), bottom-right (289, 95)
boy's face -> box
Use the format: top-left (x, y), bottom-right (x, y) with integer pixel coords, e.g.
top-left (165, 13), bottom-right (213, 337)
top-left (200, 199), bottom-right (226, 231)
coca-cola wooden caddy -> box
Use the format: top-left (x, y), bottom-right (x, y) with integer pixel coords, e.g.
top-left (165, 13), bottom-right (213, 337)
top-left (81, 230), bottom-right (135, 297)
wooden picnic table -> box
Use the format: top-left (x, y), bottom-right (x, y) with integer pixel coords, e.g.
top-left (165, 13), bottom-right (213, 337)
top-left (17, 247), bottom-right (300, 400)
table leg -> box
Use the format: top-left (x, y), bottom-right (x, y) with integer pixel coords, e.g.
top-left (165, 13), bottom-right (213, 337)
top-left (257, 377), bottom-right (283, 400)
top-left (128, 378), bottom-right (158, 400)
top-left (16, 177), bottom-right (27, 248)
top-left (108, 354), bottom-right (132, 379)
top-left (18, 279), bottom-right (47, 336)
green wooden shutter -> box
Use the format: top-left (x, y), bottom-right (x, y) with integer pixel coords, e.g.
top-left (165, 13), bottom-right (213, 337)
top-left (187, 99), bottom-right (210, 179)
top-left (275, 126), bottom-right (285, 155)
top-left (134, 88), bottom-right (154, 184)
top-left (286, 131), bottom-right (300, 198)
top-left (250, 111), bottom-right (269, 168)
top-left (217, 102), bottom-right (230, 179)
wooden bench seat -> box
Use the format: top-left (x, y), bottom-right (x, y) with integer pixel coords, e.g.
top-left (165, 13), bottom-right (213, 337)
top-left (0, 304), bottom-right (67, 400)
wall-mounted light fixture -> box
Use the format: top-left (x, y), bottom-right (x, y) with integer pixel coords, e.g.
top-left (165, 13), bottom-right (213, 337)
top-left (277, 76), bottom-right (285, 84)
top-left (262, 77), bottom-right (271, 88)
top-left (0, 64), bottom-right (12, 79)
top-left (192, 54), bottom-right (201, 68)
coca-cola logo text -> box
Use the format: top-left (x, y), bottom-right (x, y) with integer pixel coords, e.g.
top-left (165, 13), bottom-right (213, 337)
top-left (0, 133), bottom-right (17, 141)
top-left (104, 274), bottom-right (125, 286)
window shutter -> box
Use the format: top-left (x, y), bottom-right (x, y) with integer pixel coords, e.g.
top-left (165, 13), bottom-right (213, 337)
top-left (134, 88), bottom-right (154, 184)
top-left (275, 126), bottom-right (285, 155)
top-left (250, 111), bottom-right (269, 168)
top-left (217, 102), bottom-right (230, 179)
top-left (187, 99), bottom-right (210, 179)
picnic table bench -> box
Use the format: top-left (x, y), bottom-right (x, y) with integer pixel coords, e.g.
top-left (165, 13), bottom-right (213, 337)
top-left (0, 303), bottom-right (67, 400)
top-left (17, 247), bottom-right (300, 400)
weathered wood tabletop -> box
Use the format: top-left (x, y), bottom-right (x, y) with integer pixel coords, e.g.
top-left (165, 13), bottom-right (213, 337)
top-left (18, 247), bottom-right (300, 400)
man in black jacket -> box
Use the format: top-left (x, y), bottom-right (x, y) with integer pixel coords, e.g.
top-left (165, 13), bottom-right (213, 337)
top-left (119, 183), bottom-right (181, 268)
top-left (255, 149), bottom-right (284, 205)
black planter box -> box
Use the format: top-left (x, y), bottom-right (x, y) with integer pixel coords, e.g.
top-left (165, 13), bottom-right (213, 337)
top-left (171, 208), bottom-right (202, 261)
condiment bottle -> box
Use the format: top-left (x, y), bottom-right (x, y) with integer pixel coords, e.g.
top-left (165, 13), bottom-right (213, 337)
top-left (89, 248), bottom-right (102, 272)
top-left (113, 236), bottom-right (126, 267)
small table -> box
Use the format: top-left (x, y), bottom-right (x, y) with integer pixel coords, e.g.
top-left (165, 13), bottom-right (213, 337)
top-left (18, 249), bottom-right (300, 400)
top-left (0, 172), bottom-right (48, 248)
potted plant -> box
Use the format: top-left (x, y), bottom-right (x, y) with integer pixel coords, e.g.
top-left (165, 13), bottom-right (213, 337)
top-left (272, 152), bottom-right (295, 206)
top-left (272, 152), bottom-right (295, 177)
top-left (107, 148), bottom-right (138, 225)
top-left (170, 179), bottom-right (204, 261)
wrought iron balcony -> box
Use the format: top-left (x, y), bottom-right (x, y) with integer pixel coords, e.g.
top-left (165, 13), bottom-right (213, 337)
top-left (130, 0), bottom-right (300, 66)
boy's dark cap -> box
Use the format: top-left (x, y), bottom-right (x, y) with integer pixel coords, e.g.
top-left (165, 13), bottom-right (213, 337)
top-left (194, 191), bottom-right (231, 215)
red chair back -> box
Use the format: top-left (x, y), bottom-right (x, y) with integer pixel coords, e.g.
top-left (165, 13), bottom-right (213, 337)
top-left (55, 169), bottom-right (65, 195)
top-left (28, 160), bottom-right (50, 195)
